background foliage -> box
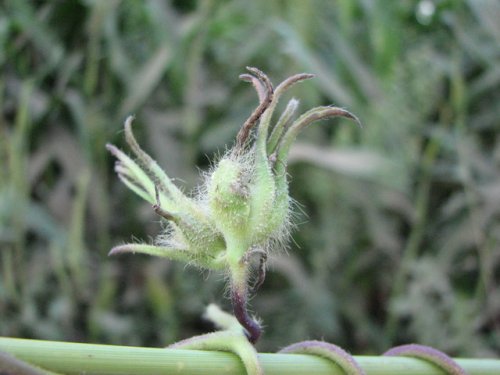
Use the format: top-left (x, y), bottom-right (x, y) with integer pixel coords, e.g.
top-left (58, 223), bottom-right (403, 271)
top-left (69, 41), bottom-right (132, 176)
top-left (1, 0), bottom-right (499, 357)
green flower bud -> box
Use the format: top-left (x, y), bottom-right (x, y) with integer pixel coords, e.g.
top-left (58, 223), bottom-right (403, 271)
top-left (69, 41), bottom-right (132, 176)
top-left (107, 67), bottom-right (359, 343)
top-left (208, 158), bottom-right (250, 232)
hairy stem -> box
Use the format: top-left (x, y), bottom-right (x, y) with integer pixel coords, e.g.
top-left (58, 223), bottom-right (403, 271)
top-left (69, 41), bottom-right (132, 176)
top-left (231, 288), bottom-right (261, 344)
top-left (229, 263), bottom-right (261, 344)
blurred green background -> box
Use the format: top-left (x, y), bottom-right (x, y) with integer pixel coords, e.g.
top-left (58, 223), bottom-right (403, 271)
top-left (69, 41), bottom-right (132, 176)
top-left (1, 0), bottom-right (499, 357)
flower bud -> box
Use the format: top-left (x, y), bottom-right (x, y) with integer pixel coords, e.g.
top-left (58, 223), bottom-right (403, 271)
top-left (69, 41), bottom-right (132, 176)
top-left (208, 158), bottom-right (250, 233)
top-left (107, 68), bottom-right (359, 343)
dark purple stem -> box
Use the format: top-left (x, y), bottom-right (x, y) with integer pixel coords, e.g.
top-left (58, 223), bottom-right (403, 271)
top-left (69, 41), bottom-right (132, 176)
top-left (231, 288), bottom-right (261, 344)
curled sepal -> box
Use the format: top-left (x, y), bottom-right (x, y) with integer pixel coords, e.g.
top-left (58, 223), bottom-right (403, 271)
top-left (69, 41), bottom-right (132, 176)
top-left (236, 67), bottom-right (274, 149)
top-left (279, 340), bottom-right (366, 375)
top-left (123, 116), bottom-right (188, 204)
top-left (257, 73), bottom-right (315, 148)
top-left (383, 344), bottom-right (469, 375)
top-left (106, 143), bottom-right (157, 205)
top-left (267, 98), bottom-right (299, 155)
top-left (239, 73), bottom-right (267, 104)
top-left (275, 106), bottom-right (361, 171)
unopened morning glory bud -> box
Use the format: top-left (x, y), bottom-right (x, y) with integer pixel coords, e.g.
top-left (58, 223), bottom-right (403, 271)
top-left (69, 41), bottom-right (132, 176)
top-left (107, 67), bottom-right (359, 343)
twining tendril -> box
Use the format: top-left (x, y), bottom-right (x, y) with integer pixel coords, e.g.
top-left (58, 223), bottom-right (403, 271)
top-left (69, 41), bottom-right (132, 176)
top-left (384, 344), bottom-right (469, 375)
top-left (279, 341), bottom-right (366, 375)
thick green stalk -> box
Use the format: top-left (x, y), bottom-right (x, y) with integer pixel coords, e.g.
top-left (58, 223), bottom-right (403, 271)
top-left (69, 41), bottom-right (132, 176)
top-left (0, 338), bottom-right (499, 375)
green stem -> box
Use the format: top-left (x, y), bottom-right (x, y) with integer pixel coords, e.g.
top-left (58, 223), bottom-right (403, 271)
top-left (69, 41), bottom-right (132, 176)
top-left (0, 350), bottom-right (62, 375)
top-left (0, 337), bottom-right (498, 375)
